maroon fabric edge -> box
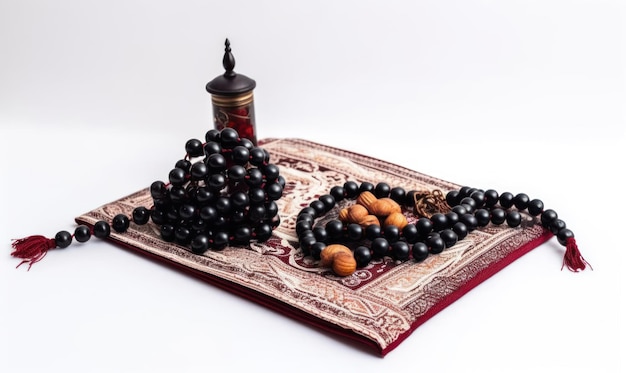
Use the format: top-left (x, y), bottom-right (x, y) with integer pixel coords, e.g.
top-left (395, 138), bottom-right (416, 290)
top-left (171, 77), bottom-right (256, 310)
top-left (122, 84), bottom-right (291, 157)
top-left (77, 218), bottom-right (553, 357)
top-left (75, 218), bottom-right (382, 355)
top-left (380, 229), bottom-right (554, 356)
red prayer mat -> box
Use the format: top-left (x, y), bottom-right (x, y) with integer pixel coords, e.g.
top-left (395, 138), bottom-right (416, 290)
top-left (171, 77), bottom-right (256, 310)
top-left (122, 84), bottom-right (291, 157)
top-left (75, 138), bottom-right (552, 356)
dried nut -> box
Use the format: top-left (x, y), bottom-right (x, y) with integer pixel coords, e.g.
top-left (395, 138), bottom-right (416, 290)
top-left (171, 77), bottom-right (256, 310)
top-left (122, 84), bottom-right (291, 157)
top-left (368, 198), bottom-right (402, 216)
top-left (320, 244), bottom-right (352, 267)
top-left (338, 208), bottom-right (350, 222)
top-left (384, 212), bottom-right (408, 229)
top-left (347, 204), bottom-right (369, 222)
top-left (332, 252), bottom-right (357, 276)
top-left (356, 191), bottom-right (377, 210)
top-left (358, 214), bottom-right (380, 228)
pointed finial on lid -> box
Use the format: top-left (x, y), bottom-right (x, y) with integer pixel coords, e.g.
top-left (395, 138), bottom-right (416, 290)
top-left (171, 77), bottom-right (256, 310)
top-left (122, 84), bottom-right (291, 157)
top-left (222, 38), bottom-right (236, 77)
top-left (206, 38), bottom-right (256, 95)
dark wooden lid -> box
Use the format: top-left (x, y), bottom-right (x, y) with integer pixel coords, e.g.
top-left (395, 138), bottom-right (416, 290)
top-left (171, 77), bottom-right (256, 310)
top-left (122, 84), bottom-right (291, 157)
top-left (206, 39), bottom-right (256, 96)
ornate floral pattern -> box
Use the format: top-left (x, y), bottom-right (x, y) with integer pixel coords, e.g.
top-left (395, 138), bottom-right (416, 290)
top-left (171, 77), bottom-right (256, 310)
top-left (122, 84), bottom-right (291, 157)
top-left (75, 138), bottom-right (551, 356)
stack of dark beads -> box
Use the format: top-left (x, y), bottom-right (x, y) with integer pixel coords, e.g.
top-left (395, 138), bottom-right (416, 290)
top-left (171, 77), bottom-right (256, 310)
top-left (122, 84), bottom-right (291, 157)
top-left (147, 128), bottom-right (285, 254)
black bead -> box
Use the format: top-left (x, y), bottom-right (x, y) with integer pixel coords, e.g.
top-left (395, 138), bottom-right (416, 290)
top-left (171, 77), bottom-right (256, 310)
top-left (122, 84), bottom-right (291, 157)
top-left (260, 164), bottom-right (278, 182)
top-left (185, 139), bottom-right (204, 158)
top-left (391, 241), bottom-right (410, 261)
top-left (212, 231), bottom-right (229, 250)
top-left (383, 225), bottom-right (400, 243)
top-left (412, 242), bottom-right (429, 262)
top-left (265, 201), bottom-right (278, 218)
top-left (371, 237), bottom-right (390, 257)
top-left (309, 200), bottom-right (326, 216)
top-left (247, 205), bottom-right (266, 222)
top-left (405, 190), bottom-right (418, 207)
top-left (132, 206), bottom-right (151, 225)
top-left (254, 223), bottom-right (273, 242)
top-left (309, 241), bottom-right (325, 259)
top-left (248, 148), bottom-right (266, 166)
top-left (208, 174), bottom-right (226, 190)
top-left (150, 181), bottom-right (168, 199)
top-left (74, 225), bottom-right (91, 243)
top-left (150, 210), bottom-right (167, 225)
top-left (206, 153), bottom-right (227, 172)
top-left (200, 205), bottom-right (218, 223)
top-left (354, 246), bottom-right (372, 267)
top-left (445, 212), bottom-right (459, 226)
top-left (205, 129), bottom-right (220, 143)
top-left (541, 209), bottom-right (558, 228)
top-left (245, 168), bottom-right (264, 187)
top-left (318, 194), bottom-right (336, 211)
top-left (191, 234), bottom-right (210, 254)
top-left (556, 228), bottom-right (574, 246)
top-left (458, 186), bottom-right (472, 198)
top-left (168, 167), bottom-right (187, 187)
top-left (452, 222), bottom-right (468, 240)
top-left (365, 224), bottom-right (381, 240)
top-left (298, 207), bottom-right (317, 219)
top-left (160, 224), bottom-right (175, 242)
top-left (470, 191), bottom-right (485, 208)
top-left (513, 193), bottom-right (530, 210)
top-left (112, 214), bottom-right (130, 233)
top-left (54, 230), bottom-right (72, 248)
top-left (549, 219), bottom-right (567, 235)
top-left (474, 209), bottom-right (491, 227)
top-left (227, 165), bottom-right (247, 182)
top-left (426, 233), bottom-right (445, 254)
top-left (402, 224), bottom-right (419, 243)
top-left (169, 186), bottom-right (187, 203)
top-left (499, 192), bottom-right (514, 208)
top-left (231, 191), bottom-right (250, 210)
top-left (343, 181), bottom-right (360, 198)
top-left (299, 235), bottom-right (317, 252)
top-left (389, 187), bottom-right (406, 205)
top-left (179, 204), bottom-right (196, 220)
top-left (451, 205), bottom-right (468, 216)
top-left (527, 199), bottom-right (544, 216)
top-left (174, 227), bottom-right (191, 244)
top-left (297, 223), bottom-right (313, 240)
top-left (219, 128), bottom-right (239, 148)
top-left (313, 226), bottom-right (328, 242)
top-left (203, 141), bottom-right (221, 156)
top-left (484, 189), bottom-right (499, 207)
top-left (249, 188), bottom-right (266, 205)
top-left (325, 219), bottom-right (344, 240)
top-left (330, 186), bottom-right (345, 202)
top-left (215, 196), bottom-right (232, 216)
top-left (460, 213), bottom-right (478, 231)
top-left (460, 197), bottom-right (477, 211)
top-left (346, 223), bottom-right (363, 241)
top-left (416, 217), bottom-right (434, 236)
top-left (430, 213), bottom-right (448, 231)
top-left (359, 182), bottom-right (375, 193)
top-left (440, 229), bottom-right (458, 248)
top-left (374, 182), bottom-right (391, 198)
top-left (231, 146), bottom-right (250, 165)
top-left (175, 159), bottom-right (192, 173)
top-left (506, 210), bottom-right (522, 228)
top-left (233, 226), bottom-right (252, 244)
top-left (445, 190), bottom-right (460, 207)
top-left (490, 208), bottom-right (506, 225)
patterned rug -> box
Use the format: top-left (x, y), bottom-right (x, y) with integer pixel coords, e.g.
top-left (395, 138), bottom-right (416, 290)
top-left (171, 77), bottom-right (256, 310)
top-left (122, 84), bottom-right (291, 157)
top-left (75, 138), bottom-right (552, 356)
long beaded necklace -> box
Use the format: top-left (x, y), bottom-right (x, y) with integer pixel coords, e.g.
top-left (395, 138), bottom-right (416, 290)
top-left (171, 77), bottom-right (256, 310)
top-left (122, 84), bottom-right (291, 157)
top-left (295, 181), bottom-right (590, 276)
top-left (11, 128), bottom-right (285, 269)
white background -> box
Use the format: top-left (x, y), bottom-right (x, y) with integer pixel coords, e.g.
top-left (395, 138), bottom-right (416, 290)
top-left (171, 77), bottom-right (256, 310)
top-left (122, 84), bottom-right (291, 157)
top-left (1, 1), bottom-right (624, 372)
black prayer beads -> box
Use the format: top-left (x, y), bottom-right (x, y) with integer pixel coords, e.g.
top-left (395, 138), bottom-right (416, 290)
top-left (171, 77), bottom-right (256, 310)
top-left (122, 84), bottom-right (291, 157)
top-left (296, 181), bottom-right (580, 274)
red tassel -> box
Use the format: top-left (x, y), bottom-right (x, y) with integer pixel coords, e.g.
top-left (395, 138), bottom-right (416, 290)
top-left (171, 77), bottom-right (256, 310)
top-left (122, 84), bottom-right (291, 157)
top-left (11, 235), bottom-right (57, 270)
top-left (561, 237), bottom-right (591, 272)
